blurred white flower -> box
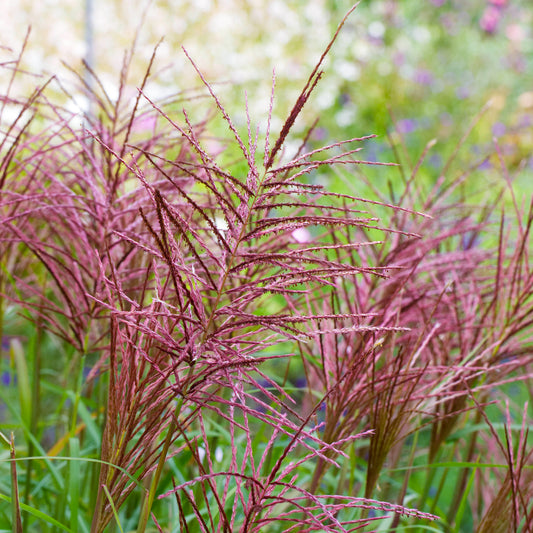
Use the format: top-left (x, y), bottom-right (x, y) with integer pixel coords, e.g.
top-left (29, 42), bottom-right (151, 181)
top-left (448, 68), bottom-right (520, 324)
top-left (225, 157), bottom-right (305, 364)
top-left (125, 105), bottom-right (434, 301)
top-left (197, 446), bottom-right (206, 462)
top-left (334, 59), bottom-right (360, 82)
top-left (368, 21), bottom-right (385, 39)
top-left (215, 217), bottom-right (229, 233)
top-left (335, 106), bottom-right (357, 127)
top-left (215, 446), bottom-right (223, 462)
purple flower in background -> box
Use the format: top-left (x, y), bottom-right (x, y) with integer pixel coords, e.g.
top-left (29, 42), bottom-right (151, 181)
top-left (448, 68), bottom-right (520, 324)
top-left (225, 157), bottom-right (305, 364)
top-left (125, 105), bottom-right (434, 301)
top-left (312, 127), bottom-right (328, 142)
top-left (414, 69), bottom-right (434, 86)
top-left (456, 86), bottom-right (471, 100)
top-left (462, 231), bottom-right (482, 250)
top-left (365, 146), bottom-right (378, 163)
top-left (339, 92), bottom-right (351, 106)
top-left (364, 142), bottom-right (386, 163)
top-left (518, 114), bottom-right (532, 128)
top-left (294, 377), bottom-right (307, 389)
top-left (1, 336), bottom-right (9, 351)
top-left (428, 154), bottom-right (443, 169)
top-left (492, 122), bottom-right (506, 137)
top-left (393, 52), bottom-right (405, 67)
top-left (1, 371), bottom-right (12, 386)
top-left (431, 0), bottom-right (446, 6)
top-left (440, 112), bottom-right (453, 128)
top-left (396, 118), bottom-right (417, 134)
top-left (477, 159), bottom-right (493, 170)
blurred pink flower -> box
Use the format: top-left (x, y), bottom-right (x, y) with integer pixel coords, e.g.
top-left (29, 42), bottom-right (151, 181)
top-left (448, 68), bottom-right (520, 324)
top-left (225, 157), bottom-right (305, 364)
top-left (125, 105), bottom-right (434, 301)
top-left (506, 24), bottom-right (525, 43)
top-left (480, 6), bottom-right (501, 34)
top-left (132, 113), bottom-right (157, 133)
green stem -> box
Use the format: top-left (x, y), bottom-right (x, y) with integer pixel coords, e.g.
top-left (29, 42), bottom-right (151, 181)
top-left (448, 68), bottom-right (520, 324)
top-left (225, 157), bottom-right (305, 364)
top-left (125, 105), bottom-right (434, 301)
top-left (70, 333), bottom-right (90, 437)
top-left (24, 322), bottom-right (42, 508)
top-left (447, 412), bottom-right (482, 530)
top-left (136, 409), bottom-right (179, 533)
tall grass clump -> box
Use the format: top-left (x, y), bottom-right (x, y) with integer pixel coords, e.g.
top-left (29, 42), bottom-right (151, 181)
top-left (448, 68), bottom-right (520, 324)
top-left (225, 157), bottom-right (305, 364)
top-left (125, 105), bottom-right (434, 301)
top-left (1, 6), bottom-right (532, 533)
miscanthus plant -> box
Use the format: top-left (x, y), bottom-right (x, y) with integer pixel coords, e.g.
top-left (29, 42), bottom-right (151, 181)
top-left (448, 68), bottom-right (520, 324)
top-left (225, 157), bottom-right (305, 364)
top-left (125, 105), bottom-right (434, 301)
top-left (1, 7), bottom-right (532, 533)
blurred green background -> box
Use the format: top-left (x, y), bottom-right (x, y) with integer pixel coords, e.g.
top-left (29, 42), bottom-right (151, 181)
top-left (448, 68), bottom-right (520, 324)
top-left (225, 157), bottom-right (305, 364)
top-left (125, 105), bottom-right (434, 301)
top-left (1, 2), bottom-right (530, 130)
top-left (1, 0), bottom-right (532, 200)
